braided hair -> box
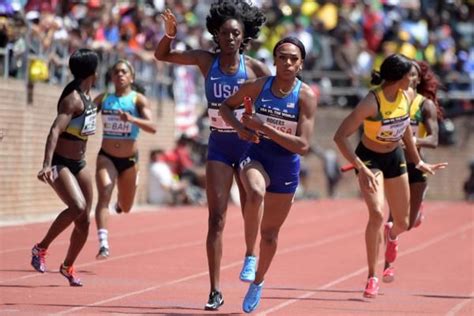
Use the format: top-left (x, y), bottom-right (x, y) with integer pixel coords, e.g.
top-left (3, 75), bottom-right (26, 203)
top-left (206, 0), bottom-right (266, 53)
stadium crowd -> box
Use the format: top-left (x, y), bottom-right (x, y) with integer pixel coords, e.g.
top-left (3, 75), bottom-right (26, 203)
top-left (1, 0), bottom-right (472, 93)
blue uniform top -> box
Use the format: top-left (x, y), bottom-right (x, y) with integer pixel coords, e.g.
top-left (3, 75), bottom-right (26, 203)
top-left (254, 77), bottom-right (302, 154)
top-left (205, 54), bottom-right (248, 132)
top-left (101, 91), bottom-right (140, 140)
top-left (239, 77), bottom-right (303, 193)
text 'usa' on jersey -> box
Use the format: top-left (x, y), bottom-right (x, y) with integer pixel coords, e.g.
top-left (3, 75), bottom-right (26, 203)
top-left (205, 55), bottom-right (248, 132)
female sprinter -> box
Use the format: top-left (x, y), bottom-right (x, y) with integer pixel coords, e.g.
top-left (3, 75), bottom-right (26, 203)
top-left (382, 60), bottom-right (443, 282)
top-left (94, 59), bottom-right (157, 259)
top-left (154, 0), bottom-right (270, 310)
top-left (220, 36), bottom-right (317, 313)
top-left (32, 48), bottom-right (99, 286)
top-left (333, 54), bottom-right (447, 298)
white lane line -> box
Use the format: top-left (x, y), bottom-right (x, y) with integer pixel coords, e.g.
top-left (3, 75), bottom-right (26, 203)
top-left (257, 223), bottom-right (474, 315)
top-left (0, 207), bottom-right (353, 283)
top-left (54, 230), bottom-right (363, 314)
top-left (445, 291), bottom-right (474, 315)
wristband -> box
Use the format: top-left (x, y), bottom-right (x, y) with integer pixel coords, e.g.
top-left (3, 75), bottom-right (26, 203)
top-left (415, 160), bottom-right (425, 170)
top-left (165, 33), bottom-right (176, 39)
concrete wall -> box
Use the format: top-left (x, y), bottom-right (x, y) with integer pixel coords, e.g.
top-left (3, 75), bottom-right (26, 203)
top-left (0, 79), bottom-right (175, 224)
top-left (1, 78), bottom-right (472, 224)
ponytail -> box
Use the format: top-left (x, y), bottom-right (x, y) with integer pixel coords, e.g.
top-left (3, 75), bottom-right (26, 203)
top-left (57, 78), bottom-right (82, 110)
top-left (370, 70), bottom-right (383, 85)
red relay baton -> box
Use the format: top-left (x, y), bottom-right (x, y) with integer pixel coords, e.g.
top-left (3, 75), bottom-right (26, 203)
top-left (340, 163), bottom-right (355, 172)
top-left (242, 96), bottom-right (260, 143)
top-left (244, 96), bottom-right (252, 114)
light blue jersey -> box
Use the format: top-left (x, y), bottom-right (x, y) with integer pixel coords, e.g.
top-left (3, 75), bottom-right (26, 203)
top-left (101, 91), bottom-right (140, 140)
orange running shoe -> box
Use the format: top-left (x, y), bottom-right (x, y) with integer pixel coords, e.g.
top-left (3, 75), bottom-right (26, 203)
top-left (59, 264), bottom-right (83, 287)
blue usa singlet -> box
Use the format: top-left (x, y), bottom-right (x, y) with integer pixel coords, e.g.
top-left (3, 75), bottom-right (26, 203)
top-left (101, 91), bottom-right (140, 140)
top-left (204, 54), bottom-right (250, 167)
top-left (240, 77), bottom-right (302, 193)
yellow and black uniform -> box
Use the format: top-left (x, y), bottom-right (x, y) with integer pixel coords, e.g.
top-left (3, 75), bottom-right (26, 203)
top-left (407, 93), bottom-right (428, 183)
top-left (356, 87), bottom-right (410, 178)
top-left (54, 89), bottom-right (97, 174)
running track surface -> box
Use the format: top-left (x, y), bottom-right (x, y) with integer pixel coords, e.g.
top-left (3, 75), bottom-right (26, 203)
top-left (0, 199), bottom-right (472, 315)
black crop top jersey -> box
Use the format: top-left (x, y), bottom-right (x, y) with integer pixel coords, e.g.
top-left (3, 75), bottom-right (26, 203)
top-left (59, 89), bottom-right (97, 141)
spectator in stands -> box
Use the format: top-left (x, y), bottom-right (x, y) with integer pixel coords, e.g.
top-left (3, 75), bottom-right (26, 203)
top-left (31, 48), bottom-right (99, 287)
top-left (154, 1), bottom-right (271, 310)
top-left (93, 59), bottom-right (157, 260)
top-left (148, 149), bottom-right (188, 205)
top-left (312, 146), bottom-right (342, 198)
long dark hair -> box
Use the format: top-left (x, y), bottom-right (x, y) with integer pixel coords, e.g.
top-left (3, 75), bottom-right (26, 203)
top-left (415, 60), bottom-right (443, 119)
top-left (370, 54), bottom-right (412, 85)
top-left (206, 0), bottom-right (266, 53)
top-left (58, 49), bottom-right (99, 106)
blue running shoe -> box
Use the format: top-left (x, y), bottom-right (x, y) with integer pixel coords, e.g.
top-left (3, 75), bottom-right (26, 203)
top-left (31, 244), bottom-right (47, 273)
top-left (242, 281), bottom-right (264, 313)
top-left (239, 256), bottom-right (257, 282)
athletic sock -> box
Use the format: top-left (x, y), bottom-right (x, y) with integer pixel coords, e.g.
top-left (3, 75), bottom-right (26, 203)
top-left (98, 229), bottom-right (109, 249)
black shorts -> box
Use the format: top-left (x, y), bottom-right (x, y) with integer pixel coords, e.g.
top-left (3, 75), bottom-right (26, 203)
top-left (98, 149), bottom-right (138, 174)
top-left (52, 153), bottom-right (86, 175)
top-left (355, 142), bottom-right (407, 179)
top-left (407, 162), bottom-right (427, 183)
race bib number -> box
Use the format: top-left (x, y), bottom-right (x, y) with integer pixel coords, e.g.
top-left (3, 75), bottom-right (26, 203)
top-left (208, 108), bottom-right (244, 131)
top-left (103, 114), bottom-right (132, 135)
top-left (376, 118), bottom-right (409, 142)
top-left (81, 112), bottom-right (97, 136)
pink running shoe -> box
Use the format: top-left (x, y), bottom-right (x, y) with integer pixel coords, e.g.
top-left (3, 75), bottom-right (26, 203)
top-left (384, 225), bottom-right (399, 263)
top-left (363, 277), bottom-right (379, 298)
top-left (413, 204), bottom-right (425, 228)
top-left (382, 266), bottom-right (395, 283)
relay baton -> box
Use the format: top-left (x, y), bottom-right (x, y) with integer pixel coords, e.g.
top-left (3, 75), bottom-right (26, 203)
top-left (340, 163), bottom-right (355, 172)
top-left (244, 96), bottom-right (252, 114)
top-left (242, 96), bottom-right (260, 143)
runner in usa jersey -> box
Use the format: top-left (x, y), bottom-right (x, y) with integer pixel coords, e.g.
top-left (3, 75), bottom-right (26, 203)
top-left (155, 1), bottom-right (271, 310)
top-left (219, 37), bottom-right (317, 313)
